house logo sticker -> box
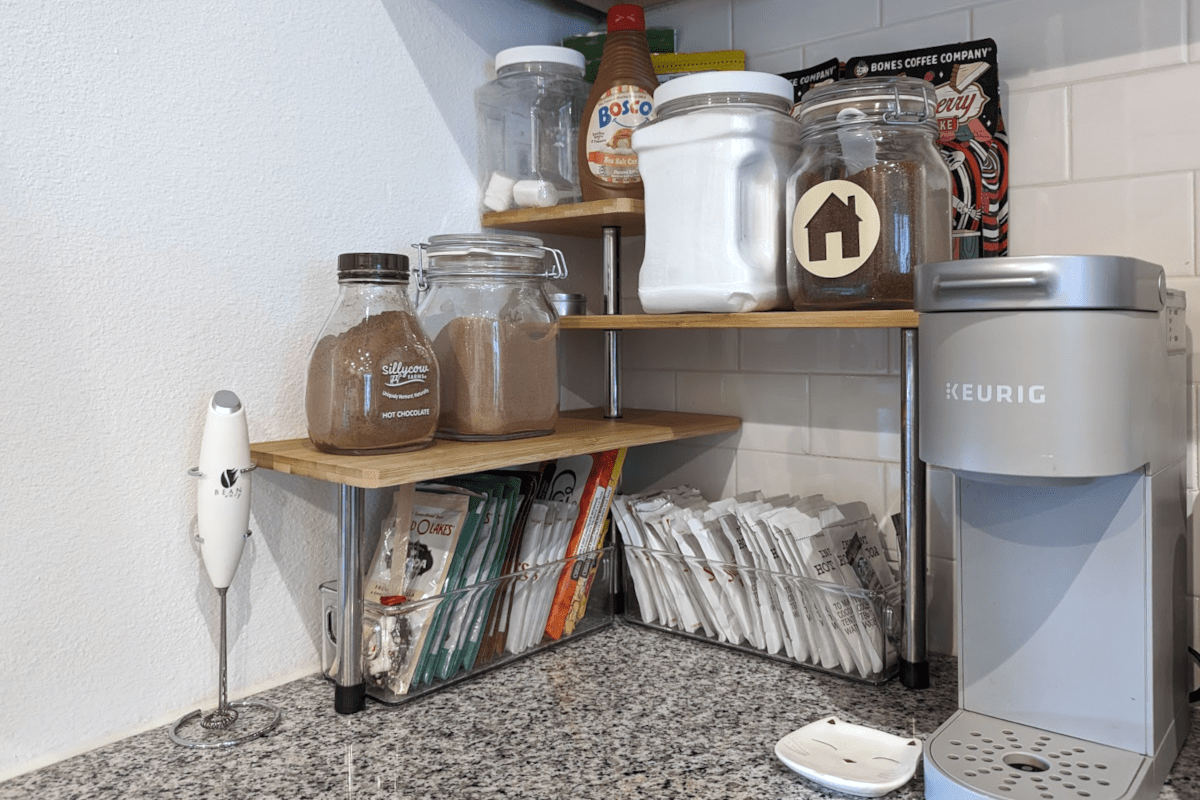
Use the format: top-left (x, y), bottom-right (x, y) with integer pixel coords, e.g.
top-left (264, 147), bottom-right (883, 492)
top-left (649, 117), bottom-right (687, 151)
top-left (792, 179), bottom-right (881, 278)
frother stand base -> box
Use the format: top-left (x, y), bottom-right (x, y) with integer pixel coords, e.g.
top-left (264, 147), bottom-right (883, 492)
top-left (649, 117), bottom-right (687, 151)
top-left (169, 699), bottom-right (283, 749)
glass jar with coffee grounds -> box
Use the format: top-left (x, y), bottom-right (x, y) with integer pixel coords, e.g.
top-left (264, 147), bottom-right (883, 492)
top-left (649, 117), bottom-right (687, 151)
top-left (305, 253), bottom-right (439, 455)
top-left (414, 234), bottom-right (566, 441)
top-left (786, 76), bottom-right (952, 309)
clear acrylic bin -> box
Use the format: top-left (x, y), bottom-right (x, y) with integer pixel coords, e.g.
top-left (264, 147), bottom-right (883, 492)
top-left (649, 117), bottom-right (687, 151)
top-left (321, 546), bottom-right (615, 704)
top-left (620, 545), bottom-right (900, 684)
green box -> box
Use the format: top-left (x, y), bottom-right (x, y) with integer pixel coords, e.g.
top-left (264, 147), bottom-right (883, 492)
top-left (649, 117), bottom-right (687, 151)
top-left (561, 28), bottom-right (676, 83)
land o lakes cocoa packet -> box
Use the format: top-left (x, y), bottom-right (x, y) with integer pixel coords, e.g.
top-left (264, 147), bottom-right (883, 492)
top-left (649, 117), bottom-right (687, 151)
top-left (842, 38), bottom-right (1008, 258)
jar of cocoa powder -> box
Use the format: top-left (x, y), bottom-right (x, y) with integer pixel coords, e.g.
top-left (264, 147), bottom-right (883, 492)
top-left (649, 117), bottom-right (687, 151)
top-left (305, 253), bottom-right (439, 455)
top-left (414, 234), bottom-right (566, 441)
top-left (786, 76), bottom-right (952, 309)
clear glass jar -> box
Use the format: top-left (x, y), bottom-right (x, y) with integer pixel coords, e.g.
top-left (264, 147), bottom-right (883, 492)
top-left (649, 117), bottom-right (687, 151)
top-left (414, 234), bottom-right (566, 441)
top-left (475, 46), bottom-right (590, 213)
top-left (634, 71), bottom-right (804, 313)
top-left (786, 76), bottom-right (952, 310)
top-left (305, 253), bottom-right (439, 455)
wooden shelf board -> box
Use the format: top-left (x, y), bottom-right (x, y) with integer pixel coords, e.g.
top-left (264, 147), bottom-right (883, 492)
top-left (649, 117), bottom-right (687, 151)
top-left (482, 198), bottom-right (645, 238)
top-left (250, 407), bottom-right (739, 490)
top-left (559, 309), bottom-right (919, 329)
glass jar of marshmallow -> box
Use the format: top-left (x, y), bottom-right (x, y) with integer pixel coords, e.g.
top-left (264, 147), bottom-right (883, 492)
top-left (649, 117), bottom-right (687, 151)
top-left (474, 45), bottom-right (590, 213)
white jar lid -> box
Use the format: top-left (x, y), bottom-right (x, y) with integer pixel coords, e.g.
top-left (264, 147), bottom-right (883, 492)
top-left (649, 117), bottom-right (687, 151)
top-left (654, 70), bottom-right (794, 107)
top-left (495, 45), bottom-right (585, 72)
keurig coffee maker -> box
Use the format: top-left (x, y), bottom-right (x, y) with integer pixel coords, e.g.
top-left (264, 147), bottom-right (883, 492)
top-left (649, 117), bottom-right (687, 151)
top-left (916, 256), bottom-right (1190, 800)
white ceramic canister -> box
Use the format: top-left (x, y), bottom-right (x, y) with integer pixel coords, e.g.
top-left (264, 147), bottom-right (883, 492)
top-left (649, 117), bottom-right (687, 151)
top-left (633, 71), bottom-right (803, 313)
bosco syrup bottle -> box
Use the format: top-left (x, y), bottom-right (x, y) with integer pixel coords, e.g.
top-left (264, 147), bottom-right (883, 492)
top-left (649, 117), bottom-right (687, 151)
top-left (578, 4), bottom-right (659, 201)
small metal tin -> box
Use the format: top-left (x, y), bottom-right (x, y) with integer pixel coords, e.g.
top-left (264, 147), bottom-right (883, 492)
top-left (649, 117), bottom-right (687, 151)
top-left (549, 292), bottom-right (587, 316)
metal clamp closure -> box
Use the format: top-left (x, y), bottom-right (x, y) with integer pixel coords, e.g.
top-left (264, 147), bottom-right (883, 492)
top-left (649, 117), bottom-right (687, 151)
top-left (411, 242), bottom-right (567, 292)
top-left (881, 82), bottom-right (933, 126)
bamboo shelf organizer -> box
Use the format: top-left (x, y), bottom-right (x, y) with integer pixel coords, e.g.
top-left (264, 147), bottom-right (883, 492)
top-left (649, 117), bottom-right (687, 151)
top-left (483, 199), bottom-right (919, 329)
top-left (251, 407), bottom-right (740, 490)
top-left (558, 310), bottom-right (919, 329)
top-left (483, 198), bottom-right (645, 238)
top-left (255, 198), bottom-right (927, 714)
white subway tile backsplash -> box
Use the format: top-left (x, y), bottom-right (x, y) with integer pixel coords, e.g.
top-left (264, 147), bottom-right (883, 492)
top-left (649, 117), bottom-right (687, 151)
top-left (621, 368), bottom-right (678, 411)
top-left (1168, 276), bottom-right (1200, 378)
top-left (1191, 489), bottom-right (1200, 596)
top-left (927, 555), bottom-right (957, 656)
top-left (1072, 64), bottom-right (1200, 180)
top-left (887, 329), bottom-right (903, 376)
top-left (1006, 174), bottom-right (1195, 274)
top-left (926, 466), bottom-right (958, 562)
top-left (802, 12), bottom-right (970, 69)
top-left (884, 462), bottom-right (903, 549)
top-left (809, 374), bottom-right (901, 460)
top-left (883, 0), bottom-right (978, 26)
top-left (1190, 386), bottom-right (1198, 493)
top-left (1191, 0), bottom-right (1200, 62)
top-left (676, 371), bottom-right (810, 454)
top-left (620, 236), bottom-right (645, 313)
top-left (646, 0), bottom-right (732, 52)
top-left (560, 330), bottom-right (605, 411)
top-left (735, 450), bottom-right (890, 520)
top-left (740, 328), bottom-right (890, 374)
top-left (1004, 88), bottom-right (1069, 186)
top-left (621, 439), bottom-right (738, 500)
top-left (1195, 173), bottom-right (1200, 277)
top-left (732, 0), bottom-right (878, 58)
top-left (747, 47), bottom-right (806, 75)
top-left (973, 0), bottom-right (1185, 92)
top-left (622, 328), bottom-right (740, 371)
top-left (1190, 596), bottom-right (1200, 689)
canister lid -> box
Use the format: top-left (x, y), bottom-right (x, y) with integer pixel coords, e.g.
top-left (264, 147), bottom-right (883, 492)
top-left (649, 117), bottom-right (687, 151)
top-left (495, 45), bottom-right (585, 72)
top-left (607, 4), bottom-right (645, 32)
top-left (414, 233), bottom-right (567, 282)
top-left (337, 252), bottom-right (409, 281)
top-left (797, 76), bottom-right (937, 131)
top-left (422, 233), bottom-right (544, 258)
top-left (914, 255), bottom-right (1167, 312)
top-left (654, 70), bottom-right (794, 107)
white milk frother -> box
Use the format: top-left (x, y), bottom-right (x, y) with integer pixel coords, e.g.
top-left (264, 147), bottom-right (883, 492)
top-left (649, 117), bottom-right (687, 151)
top-left (170, 390), bottom-right (282, 748)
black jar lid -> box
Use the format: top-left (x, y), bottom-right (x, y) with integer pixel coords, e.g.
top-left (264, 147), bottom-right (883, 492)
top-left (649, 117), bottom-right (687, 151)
top-left (337, 252), bottom-right (409, 282)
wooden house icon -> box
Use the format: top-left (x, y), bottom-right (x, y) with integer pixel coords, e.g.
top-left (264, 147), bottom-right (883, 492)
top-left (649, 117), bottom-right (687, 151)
top-left (806, 193), bottom-right (861, 260)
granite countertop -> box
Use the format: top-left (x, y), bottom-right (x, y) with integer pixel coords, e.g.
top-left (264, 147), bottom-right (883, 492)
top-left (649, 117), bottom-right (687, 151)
top-left (3, 623), bottom-right (1197, 799)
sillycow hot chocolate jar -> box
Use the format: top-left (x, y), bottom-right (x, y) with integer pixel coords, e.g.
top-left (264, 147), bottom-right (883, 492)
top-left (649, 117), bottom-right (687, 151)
top-left (786, 76), bottom-right (952, 309)
top-left (305, 253), bottom-right (439, 454)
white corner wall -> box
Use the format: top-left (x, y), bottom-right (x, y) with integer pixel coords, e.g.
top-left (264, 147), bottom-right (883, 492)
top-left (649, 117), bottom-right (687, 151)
top-left (0, 0), bottom-right (592, 780)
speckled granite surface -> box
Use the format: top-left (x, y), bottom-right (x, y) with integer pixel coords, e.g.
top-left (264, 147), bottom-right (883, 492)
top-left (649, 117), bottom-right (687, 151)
top-left (3, 623), bottom-right (1197, 799)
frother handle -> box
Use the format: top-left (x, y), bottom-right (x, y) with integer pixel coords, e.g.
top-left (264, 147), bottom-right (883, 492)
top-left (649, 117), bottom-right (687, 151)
top-left (196, 391), bottom-right (253, 589)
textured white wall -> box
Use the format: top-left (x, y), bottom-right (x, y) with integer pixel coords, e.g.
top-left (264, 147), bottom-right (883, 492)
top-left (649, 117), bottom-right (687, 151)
top-left (0, 0), bottom-right (592, 780)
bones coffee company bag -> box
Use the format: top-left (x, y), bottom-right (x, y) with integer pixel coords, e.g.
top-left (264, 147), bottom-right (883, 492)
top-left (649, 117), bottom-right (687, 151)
top-left (780, 57), bottom-right (842, 115)
top-left (842, 39), bottom-right (1008, 258)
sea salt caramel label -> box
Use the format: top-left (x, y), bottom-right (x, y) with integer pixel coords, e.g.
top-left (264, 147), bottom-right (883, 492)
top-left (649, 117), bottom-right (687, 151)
top-left (792, 179), bottom-right (881, 278)
top-left (584, 85), bottom-right (653, 184)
